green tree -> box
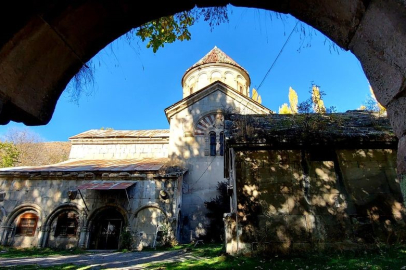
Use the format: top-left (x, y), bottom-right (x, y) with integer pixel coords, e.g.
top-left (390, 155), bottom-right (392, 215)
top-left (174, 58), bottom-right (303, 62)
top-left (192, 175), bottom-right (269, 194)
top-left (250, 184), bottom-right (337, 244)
top-left (135, 7), bottom-right (229, 53)
top-left (0, 142), bottom-right (19, 167)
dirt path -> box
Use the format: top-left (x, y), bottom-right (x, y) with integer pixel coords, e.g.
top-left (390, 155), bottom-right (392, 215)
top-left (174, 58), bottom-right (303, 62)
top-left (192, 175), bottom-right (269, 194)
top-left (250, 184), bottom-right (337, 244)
top-left (0, 249), bottom-right (197, 269)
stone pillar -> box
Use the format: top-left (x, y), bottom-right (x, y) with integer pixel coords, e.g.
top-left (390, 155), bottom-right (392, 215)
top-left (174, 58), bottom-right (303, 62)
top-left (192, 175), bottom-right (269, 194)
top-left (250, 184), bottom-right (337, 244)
top-left (223, 213), bottom-right (236, 255)
top-left (38, 226), bottom-right (50, 248)
top-left (36, 226), bottom-right (43, 248)
top-left (0, 225), bottom-right (12, 245)
top-left (78, 226), bottom-right (89, 248)
top-left (78, 210), bottom-right (88, 249)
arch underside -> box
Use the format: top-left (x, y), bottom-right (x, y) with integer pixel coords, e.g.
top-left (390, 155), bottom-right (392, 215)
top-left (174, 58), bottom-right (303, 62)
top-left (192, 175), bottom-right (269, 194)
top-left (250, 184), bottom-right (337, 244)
top-left (0, 0), bottom-right (406, 172)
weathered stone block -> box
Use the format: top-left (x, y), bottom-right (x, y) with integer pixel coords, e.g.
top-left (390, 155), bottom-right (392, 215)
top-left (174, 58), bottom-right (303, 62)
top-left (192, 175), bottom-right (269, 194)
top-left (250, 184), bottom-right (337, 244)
top-left (387, 96), bottom-right (406, 138)
top-left (349, 0), bottom-right (406, 107)
top-left (285, 215), bottom-right (309, 242)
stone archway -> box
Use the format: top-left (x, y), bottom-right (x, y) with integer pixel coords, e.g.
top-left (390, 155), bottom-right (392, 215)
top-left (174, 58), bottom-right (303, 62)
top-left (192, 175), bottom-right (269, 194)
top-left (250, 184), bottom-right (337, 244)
top-left (87, 206), bottom-right (127, 250)
top-left (42, 203), bottom-right (81, 249)
top-left (133, 205), bottom-right (168, 249)
top-left (1, 203), bottom-right (42, 248)
top-left (1, 1), bottom-right (405, 173)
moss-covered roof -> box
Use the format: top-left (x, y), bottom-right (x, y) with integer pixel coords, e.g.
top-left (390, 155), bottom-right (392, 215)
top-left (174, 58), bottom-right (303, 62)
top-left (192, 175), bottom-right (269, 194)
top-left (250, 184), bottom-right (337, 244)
top-left (225, 110), bottom-right (397, 148)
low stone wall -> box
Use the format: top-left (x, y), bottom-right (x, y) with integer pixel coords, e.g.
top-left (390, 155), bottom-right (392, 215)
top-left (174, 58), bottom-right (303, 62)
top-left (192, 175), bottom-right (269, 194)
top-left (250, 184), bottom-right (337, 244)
top-left (226, 149), bottom-right (406, 255)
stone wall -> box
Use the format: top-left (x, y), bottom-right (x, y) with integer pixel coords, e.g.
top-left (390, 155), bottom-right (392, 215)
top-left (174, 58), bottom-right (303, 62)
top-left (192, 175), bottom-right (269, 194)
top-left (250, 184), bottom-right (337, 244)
top-left (0, 173), bottom-right (182, 249)
top-left (69, 143), bottom-right (168, 160)
top-left (226, 148), bottom-right (406, 255)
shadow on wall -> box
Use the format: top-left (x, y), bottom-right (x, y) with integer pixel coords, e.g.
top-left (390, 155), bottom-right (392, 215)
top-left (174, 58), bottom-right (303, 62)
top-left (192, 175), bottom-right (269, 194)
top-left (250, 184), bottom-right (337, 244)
top-left (232, 149), bottom-right (406, 254)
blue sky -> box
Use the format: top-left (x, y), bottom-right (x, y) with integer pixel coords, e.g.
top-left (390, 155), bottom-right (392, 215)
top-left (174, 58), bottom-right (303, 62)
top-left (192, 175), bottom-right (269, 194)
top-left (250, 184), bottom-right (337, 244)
top-left (0, 6), bottom-right (371, 142)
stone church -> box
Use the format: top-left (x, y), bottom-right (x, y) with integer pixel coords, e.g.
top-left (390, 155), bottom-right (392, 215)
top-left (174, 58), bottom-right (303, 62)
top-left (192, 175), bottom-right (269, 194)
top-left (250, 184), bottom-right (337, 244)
top-left (0, 46), bottom-right (271, 250)
top-left (0, 47), bottom-right (404, 254)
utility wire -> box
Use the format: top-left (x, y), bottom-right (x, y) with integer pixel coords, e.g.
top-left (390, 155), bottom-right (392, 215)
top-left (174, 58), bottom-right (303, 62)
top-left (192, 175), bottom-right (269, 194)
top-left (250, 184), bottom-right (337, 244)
top-left (257, 20), bottom-right (299, 90)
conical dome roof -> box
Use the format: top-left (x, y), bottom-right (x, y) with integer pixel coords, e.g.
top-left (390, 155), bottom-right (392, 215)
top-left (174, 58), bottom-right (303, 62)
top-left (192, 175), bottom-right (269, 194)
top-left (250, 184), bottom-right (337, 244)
top-left (181, 46), bottom-right (251, 98)
top-left (184, 46), bottom-right (248, 74)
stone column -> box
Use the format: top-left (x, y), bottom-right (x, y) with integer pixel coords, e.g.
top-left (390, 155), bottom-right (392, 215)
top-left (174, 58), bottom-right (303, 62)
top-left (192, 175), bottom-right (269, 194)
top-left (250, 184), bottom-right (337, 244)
top-left (36, 226), bottom-right (44, 248)
top-left (78, 211), bottom-right (89, 249)
top-left (38, 226), bottom-right (50, 248)
top-left (223, 213), bottom-right (236, 255)
top-left (78, 226), bottom-right (89, 248)
top-left (0, 225), bottom-right (13, 245)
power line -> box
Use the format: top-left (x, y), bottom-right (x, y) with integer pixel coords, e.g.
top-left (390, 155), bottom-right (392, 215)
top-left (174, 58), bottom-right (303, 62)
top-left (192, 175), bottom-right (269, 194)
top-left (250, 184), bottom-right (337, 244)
top-left (256, 20), bottom-right (299, 91)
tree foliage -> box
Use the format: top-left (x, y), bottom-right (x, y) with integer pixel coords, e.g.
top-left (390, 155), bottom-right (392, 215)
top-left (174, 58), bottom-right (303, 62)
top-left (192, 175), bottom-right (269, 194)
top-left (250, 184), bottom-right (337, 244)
top-left (279, 87), bottom-right (299, 114)
top-left (0, 142), bottom-right (19, 168)
top-left (288, 87), bottom-right (298, 114)
top-left (3, 128), bottom-right (70, 167)
top-left (278, 103), bottom-right (293, 114)
top-left (358, 86), bottom-right (387, 115)
top-left (136, 11), bottom-right (194, 53)
top-left (135, 6), bottom-right (229, 53)
top-left (311, 85), bottom-right (326, 114)
top-left (278, 85), bottom-right (331, 114)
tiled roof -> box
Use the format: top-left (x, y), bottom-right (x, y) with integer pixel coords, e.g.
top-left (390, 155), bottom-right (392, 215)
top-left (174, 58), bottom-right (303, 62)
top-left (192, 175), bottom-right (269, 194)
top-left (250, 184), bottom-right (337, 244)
top-left (0, 157), bottom-right (169, 172)
top-left (184, 46), bottom-right (248, 74)
top-left (69, 129), bottom-right (170, 140)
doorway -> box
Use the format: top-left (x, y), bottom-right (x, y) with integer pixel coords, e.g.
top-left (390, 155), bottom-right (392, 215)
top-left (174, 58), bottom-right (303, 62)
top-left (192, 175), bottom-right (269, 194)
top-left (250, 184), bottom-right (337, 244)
top-left (89, 208), bottom-right (124, 250)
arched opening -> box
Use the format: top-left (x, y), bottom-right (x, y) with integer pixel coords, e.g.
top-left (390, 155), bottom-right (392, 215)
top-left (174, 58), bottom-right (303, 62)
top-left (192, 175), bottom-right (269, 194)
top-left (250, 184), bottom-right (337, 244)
top-left (134, 206), bottom-right (168, 248)
top-left (2, 204), bottom-right (42, 248)
top-left (89, 208), bottom-right (125, 250)
top-left (44, 205), bottom-right (80, 249)
top-left (0, 2), bottom-right (406, 252)
top-left (54, 211), bottom-right (79, 238)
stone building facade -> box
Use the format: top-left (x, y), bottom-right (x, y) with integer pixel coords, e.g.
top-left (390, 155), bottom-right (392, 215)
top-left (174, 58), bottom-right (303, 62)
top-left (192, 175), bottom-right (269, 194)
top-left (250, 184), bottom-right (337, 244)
top-left (0, 47), bottom-right (403, 252)
top-left (0, 47), bottom-right (270, 249)
top-left (0, 130), bottom-right (183, 250)
top-left (224, 112), bottom-right (406, 254)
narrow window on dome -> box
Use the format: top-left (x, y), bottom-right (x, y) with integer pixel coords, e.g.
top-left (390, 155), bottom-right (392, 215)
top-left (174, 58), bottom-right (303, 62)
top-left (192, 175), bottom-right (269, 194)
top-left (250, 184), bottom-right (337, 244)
top-left (210, 132), bottom-right (216, 156)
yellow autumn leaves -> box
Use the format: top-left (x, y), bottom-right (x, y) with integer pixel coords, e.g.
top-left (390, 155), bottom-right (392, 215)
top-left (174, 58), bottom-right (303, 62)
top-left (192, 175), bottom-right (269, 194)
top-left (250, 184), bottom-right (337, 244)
top-left (358, 86), bottom-right (386, 115)
top-left (279, 85), bottom-right (325, 114)
top-left (278, 87), bottom-right (298, 114)
top-left (278, 85), bottom-right (386, 115)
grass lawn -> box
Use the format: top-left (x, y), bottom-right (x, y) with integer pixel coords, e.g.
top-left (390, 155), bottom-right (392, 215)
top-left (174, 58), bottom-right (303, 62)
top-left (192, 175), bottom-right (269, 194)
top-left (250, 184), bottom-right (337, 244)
top-left (1, 244), bottom-right (405, 269)
top-left (146, 243), bottom-right (406, 270)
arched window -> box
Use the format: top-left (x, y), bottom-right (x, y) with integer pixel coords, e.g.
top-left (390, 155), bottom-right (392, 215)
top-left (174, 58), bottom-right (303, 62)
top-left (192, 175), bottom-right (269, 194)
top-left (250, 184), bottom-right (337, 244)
top-left (220, 132), bottom-right (224, 156)
top-left (209, 132), bottom-right (216, 156)
top-left (16, 213), bottom-right (38, 236)
top-left (55, 211), bottom-right (78, 237)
